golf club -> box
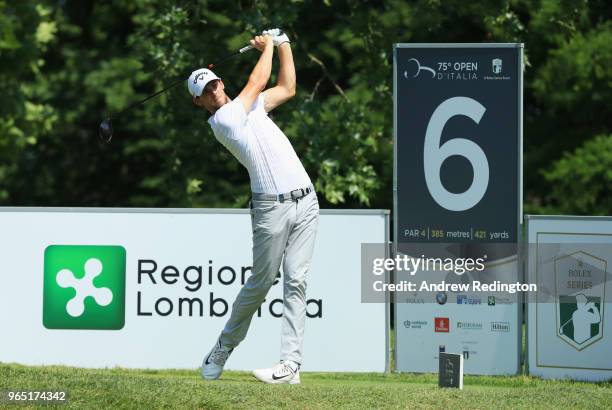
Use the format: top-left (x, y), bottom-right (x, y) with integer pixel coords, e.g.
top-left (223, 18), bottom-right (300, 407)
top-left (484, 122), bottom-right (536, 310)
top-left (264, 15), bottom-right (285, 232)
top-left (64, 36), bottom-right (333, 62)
top-left (98, 41), bottom-right (259, 143)
top-left (558, 317), bottom-right (572, 335)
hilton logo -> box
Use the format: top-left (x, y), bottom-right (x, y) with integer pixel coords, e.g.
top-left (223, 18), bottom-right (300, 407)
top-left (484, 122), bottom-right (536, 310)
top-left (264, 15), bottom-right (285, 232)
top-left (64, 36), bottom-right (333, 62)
top-left (491, 321), bottom-right (510, 332)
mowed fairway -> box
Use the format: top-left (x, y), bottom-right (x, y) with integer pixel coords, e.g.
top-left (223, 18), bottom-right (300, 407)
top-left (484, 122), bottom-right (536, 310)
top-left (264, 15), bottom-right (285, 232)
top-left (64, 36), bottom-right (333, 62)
top-left (1, 363), bottom-right (611, 409)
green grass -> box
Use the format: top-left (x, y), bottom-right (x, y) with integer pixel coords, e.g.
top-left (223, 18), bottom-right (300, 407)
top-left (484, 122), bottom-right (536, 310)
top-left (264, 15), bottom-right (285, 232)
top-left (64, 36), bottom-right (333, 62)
top-left (1, 362), bottom-right (611, 409)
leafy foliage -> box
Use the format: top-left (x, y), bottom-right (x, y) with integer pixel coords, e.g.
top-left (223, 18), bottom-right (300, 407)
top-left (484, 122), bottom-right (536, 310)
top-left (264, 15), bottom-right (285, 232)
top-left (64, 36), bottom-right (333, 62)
top-left (0, 0), bottom-right (610, 216)
top-left (542, 134), bottom-right (612, 215)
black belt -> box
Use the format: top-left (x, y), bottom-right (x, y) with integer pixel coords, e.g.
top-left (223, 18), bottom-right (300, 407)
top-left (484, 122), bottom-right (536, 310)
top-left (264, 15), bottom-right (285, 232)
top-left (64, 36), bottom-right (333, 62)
top-left (251, 185), bottom-right (314, 202)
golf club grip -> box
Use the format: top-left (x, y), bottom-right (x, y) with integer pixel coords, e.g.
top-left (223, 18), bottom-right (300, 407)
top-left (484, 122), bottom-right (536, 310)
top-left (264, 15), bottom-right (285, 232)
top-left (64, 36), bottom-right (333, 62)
top-left (240, 45), bottom-right (254, 53)
top-left (210, 30), bottom-right (287, 67)
top-left (240, 30), bottom-right (285, 53)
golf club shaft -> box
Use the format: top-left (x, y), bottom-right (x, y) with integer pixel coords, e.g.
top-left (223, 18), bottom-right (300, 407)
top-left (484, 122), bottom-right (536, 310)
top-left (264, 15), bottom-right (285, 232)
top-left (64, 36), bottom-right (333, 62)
top-left (559, 317), bottom-right (572, 332)
top-left (113, 77), bottom-right (185, 118)
top-left (208, 45), bottom-right (253, 69)
top-left (110, 44), bottom-right (254, 120)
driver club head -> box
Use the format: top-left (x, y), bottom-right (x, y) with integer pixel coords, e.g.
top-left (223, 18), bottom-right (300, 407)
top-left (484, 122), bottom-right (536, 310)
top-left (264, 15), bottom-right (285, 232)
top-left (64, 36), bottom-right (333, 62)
top-left (99, 118), bottom-right (113, 143)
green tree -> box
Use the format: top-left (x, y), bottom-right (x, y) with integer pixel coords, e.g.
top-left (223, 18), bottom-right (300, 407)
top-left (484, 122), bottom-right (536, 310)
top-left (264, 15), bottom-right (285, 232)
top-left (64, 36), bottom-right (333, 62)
top-left (542, 134), bottom-right (612, 215)
top-left (0, 2), bottom-right (57, 201)
top-left (1, 0), bottom-right (610, 217)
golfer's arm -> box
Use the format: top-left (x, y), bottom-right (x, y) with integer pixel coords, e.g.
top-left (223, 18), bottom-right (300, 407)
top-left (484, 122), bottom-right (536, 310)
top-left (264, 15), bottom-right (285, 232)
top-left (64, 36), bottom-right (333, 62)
top-left (238, 44), bottom-right (274, 113)
top-left (263, 43), bottom-right (296, 112)
top-left (592, 310), bottom-right (601, 323)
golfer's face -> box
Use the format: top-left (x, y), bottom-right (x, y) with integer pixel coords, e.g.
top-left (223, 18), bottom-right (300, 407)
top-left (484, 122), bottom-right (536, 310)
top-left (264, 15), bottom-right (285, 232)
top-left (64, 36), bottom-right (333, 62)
top-left (194, 80), bottom-right (225, 112)
top-left (204, 80), bottom-right (223, 102)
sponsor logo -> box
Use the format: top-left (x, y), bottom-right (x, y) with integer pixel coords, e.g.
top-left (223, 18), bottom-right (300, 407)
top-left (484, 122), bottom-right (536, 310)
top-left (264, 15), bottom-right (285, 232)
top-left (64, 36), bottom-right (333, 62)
top-left (555, 251), bottom-right (605, 350)
top-left (194, 71), bottom-right (210, 83)
top-left (457, 321), bottom-right (482, 330)
top-left (404, 320), bottom-right (428, 329)
top-left (436, 292), bottom-right (448, 305)
top-left (457, 294), bottom-right (482, 305)
top-left (272, 373), bottom-right (292, 380)
top-left (43, 245), bottom-right (126, 330)
top-left (489, 295), bottom-right (513, 305)
top-left (462, 345), bottom-right (477, 360)
top-left (405, 58), bottom-right (436, 78)
top-left (205, 354), bottom-right (214, 365)
top-left (435, 317), bottom-right (450, 332)
top-left (405, 59), bottom-right (479, 81)
top-left (492, 58), bottom-right (502, 74)
top-left (491, 321), bottom-right (510, 332)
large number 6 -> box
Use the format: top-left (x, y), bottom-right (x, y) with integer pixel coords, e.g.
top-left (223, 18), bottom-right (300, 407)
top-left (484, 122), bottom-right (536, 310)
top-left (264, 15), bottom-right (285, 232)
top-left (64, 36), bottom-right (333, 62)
top-left (424, 96), bottom-right (488, 211)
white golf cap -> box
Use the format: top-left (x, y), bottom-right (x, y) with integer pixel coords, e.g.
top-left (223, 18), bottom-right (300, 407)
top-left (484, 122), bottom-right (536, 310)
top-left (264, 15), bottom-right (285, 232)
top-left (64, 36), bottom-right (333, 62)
top-left (187, 68), bottom-right (221, 97)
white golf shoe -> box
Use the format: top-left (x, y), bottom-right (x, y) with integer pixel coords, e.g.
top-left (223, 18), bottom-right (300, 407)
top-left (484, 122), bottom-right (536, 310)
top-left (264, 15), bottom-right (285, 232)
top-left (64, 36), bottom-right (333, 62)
top-left (252, 361), bottom-right (301, 384)
top-left (201, 339), bottom-right (234, 380)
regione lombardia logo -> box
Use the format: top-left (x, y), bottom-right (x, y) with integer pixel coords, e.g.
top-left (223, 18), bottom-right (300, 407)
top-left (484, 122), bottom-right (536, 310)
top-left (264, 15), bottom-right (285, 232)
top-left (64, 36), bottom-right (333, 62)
top-left (43, 245), bottom-right (126, 330)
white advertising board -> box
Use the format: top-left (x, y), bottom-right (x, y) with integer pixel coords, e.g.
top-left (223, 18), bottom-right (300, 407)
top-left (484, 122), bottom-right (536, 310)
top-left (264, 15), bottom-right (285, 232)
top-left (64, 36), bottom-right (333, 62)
top-left (0, 208), bottom-right (389, 372)
top-left (394, 255), bottom-right (521, 375)
top-left (526, 215), bottom-right (612, 381)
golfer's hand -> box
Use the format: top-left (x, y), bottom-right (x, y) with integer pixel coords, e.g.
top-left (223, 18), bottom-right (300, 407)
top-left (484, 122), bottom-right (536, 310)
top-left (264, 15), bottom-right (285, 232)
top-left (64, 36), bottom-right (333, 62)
top-left (263, 28), bottom-right (290, 47)
top-left (250, 35), bottom-right (273, 52)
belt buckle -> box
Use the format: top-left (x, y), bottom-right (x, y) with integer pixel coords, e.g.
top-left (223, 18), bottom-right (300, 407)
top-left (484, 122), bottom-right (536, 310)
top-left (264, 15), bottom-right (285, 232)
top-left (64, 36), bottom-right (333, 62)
top-left (290, 188), bottom-right (304, 200)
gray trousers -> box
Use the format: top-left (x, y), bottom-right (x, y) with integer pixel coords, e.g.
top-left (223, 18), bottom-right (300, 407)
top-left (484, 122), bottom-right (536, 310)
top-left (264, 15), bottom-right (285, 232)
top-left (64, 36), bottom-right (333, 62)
top-left (219, 191), bottom-right (319, 363)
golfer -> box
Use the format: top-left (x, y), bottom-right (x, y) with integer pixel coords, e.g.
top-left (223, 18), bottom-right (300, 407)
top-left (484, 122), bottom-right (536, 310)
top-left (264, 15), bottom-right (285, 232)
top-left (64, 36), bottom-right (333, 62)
top-left (188, 29), bottom-right (319, 385)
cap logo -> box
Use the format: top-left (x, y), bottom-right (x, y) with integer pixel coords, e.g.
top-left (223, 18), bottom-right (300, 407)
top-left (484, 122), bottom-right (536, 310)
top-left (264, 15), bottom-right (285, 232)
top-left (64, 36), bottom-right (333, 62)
top-left (194, 71), bottom-right (208, 84)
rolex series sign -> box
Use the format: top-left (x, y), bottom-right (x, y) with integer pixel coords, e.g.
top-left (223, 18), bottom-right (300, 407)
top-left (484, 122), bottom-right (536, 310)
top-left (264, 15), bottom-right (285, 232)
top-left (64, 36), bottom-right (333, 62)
top-left (394, 44), bottom-right (522, 243)
top-left (526, 216), bottom-right (612, 381)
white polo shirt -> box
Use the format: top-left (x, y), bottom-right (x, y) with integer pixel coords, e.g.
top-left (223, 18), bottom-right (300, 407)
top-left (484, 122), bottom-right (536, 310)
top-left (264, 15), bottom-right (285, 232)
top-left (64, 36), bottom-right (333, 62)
top-left (208, 94), bottom-right (312, 194)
